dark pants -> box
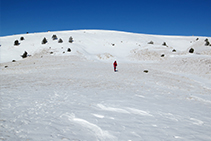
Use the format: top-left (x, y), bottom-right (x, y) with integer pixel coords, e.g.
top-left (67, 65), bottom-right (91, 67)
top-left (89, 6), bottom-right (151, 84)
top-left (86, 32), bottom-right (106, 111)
top-left (114, 66), bottom-right (116, 72)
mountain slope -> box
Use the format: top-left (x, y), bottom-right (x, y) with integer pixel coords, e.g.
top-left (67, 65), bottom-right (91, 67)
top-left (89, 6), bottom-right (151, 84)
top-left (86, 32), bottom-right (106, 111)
top-left (1, 30), bottom-right (210, 63)
top-left (1, 30), bottom-right (211, 140)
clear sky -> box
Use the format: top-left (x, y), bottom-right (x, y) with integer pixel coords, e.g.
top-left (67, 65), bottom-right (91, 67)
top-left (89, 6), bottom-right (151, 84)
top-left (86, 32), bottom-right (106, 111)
top-left (0, 0), bottom-right (211, 37)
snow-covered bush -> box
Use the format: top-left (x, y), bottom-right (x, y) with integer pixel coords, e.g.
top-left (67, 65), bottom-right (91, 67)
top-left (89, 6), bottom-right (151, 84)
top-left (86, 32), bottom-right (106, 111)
top-left (58, 38), bottom-right (63, 43)
top-left (42, 38), bottom-right (47, 44)
top-left (69, 36), bottom-right (73, 43)
top-left (52, 35), bottom-right (58, 40)
top-left (14, 40), bottom-right (20, 46)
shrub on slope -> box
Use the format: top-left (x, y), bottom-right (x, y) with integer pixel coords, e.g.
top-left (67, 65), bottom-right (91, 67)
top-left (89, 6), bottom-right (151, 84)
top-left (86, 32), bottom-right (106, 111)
top-left (42, 37), bottom-right (47, 44)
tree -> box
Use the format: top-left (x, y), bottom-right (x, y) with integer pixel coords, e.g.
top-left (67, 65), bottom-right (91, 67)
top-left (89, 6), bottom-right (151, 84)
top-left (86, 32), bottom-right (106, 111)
top-left (148, 41), bottom-right (154, 44)
top-left (58, 38), bottom-right (63, 43)
top-left (69, 36), bottom-right (73, 43)
top-left (205, 38), bottom-right (210, 46)
top-left (21, 51), bottom-right (28, 58)
top-left (42, 37), bottom-right (47, 44)
top-left (189, 48), bottom-right (194, 53)
top-left (52, 35), bottom-right (58, 40)
top-left (14, 40), bottom-right (20, 46)
top-left (162, 42), bottom-right (167, 46)
top-left (67, 48), bottom-right (71, 52)
top-left (20, 37), bottom-right (25, 41)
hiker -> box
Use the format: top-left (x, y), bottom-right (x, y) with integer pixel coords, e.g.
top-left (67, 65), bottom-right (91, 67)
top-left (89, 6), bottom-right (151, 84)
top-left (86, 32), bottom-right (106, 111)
top-left (113, 61), bottom-right (117, 72)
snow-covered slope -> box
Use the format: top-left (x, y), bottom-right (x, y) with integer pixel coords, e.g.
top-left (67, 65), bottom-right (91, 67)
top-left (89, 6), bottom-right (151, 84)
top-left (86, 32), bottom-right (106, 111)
top-left (1, 30), bottom-right (210, 63)
top-left (1, 30), bottom-right (211, 141)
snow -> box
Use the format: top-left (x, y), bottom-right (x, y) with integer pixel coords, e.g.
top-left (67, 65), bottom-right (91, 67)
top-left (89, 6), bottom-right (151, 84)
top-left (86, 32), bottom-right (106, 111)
top-left (0, 30), bottom-right (211, 140)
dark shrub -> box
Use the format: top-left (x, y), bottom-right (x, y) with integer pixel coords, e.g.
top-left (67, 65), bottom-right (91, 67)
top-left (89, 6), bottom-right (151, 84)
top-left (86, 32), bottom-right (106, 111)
top-left (42, 38), bottom-right (47, 44)
top-left (161, 54), bottom-right (165, 57)
top-left (14, 40), bottom-right (20, 46)
top-left (52, 35), bottom-right (58, 40)
top-left (172, 49), bottom-right (176, 52)
top-left (12, 60), bottom-right (16, 62)
top-left (69, 36), bottom-right (73, 43)
top-left (67, 48), bottom-right (71, 52)
top-left (58, 38), bottom-right (63, 43)
top-left (205, 38), bottom-right (210, 46)
top-left (148, 41), bottom-right (154, 44)
top-left (21, 51), bottom-right (28, 58)
top-left (20, 37), bottom-right (24, 41)
top-left (162, 42), bottom-right (167, 46)
top-left (189, 48), bottom-right (194, 53)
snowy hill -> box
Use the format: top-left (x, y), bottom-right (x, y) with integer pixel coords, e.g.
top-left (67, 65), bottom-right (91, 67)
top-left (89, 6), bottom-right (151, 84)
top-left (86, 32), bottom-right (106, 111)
top-left (1, 30), bottom-right (210, 63)
top-left (1, 30), bottom-right (211, 140)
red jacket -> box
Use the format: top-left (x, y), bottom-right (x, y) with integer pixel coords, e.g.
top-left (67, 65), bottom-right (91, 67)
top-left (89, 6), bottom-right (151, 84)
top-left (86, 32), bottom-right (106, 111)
top-left (113, 61), bottom-right (117, 67)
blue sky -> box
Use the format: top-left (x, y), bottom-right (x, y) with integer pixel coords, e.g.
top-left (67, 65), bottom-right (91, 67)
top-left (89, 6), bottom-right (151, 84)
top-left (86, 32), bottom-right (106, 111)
top-left (0, 0), bottom-right (211, 37)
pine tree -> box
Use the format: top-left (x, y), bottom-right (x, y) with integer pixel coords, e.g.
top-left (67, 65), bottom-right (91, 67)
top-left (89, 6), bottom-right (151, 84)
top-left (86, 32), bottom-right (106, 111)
top-left (14, 40), bottom-right (20, 46)
top-left (20, 37), bottom-right (25, 41)
top-left (42, 37), bottom-right (47, 44)
top-left (52, 35), bottom-right (58, 40)
top-left (67, 48), bottom-right (71, 52)
top-left (162, 42), bottom-right (167, 46)
top-left (205, 38), bottom-right (210, 46)
top-left (189, 48), bottom-right (194, 53)
top-left (148, 41), bottom-right (154, 44)
top-left (69, 36), bottom-right (73, 43)
top-left (58, 38), bottom-right (63, 43)
top-left (21, 51), bottom-right (28, 58)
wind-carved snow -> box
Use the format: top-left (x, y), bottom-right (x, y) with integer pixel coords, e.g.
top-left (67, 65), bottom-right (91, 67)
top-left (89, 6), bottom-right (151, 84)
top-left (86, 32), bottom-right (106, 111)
top-left (60, 112), bottom-right (116, 141)
top-left (92, 114), bottom-right (105, 119)
top-left (97, 104), bottom-right (130, 114)
top-left (190, 118), bottom-right (204, 125)
top-left (97, 104), bottom-right (153, 117)
top-left (127, 108), bottom-right (153, 117)
top-left (188, 96), bottom-right (211, 104)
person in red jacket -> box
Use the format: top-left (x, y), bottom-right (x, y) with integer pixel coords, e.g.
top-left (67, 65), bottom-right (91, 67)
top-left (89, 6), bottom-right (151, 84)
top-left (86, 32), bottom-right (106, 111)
top-left (113, 61), bottom-right (117, 72)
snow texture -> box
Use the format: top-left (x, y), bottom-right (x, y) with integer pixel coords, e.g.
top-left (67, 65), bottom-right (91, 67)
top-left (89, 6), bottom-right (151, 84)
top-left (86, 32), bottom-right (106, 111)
top-left (0, 30), bottom-right (211, 140)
